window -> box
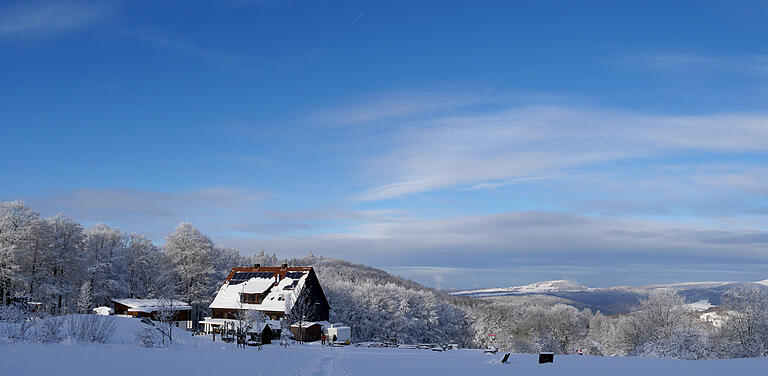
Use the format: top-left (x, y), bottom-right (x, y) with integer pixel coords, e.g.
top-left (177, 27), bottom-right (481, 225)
top-left (240, 293), bottom-right (258, 304)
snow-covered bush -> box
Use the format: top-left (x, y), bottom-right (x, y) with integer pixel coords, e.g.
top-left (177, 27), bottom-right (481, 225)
top-left (0, 305), bottom-right (35, 342)
top-left (135, 327), bottom-right (162, 348)
top-left (65, 315), bottom-right (117, 343)
top-left (636, 327), bottom-right (711, 360)
top-left (34, 316), bottom-right (64, 343)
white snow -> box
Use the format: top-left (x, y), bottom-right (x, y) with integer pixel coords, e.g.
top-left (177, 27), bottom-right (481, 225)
top-left (699, 311), bottom-right (730, 328)
top-left (686, 300), bottom-right (714, 312)
top-left (93, 306), bottom-right (114, 315)
top-left (4, 316), bottom-right (766, 376)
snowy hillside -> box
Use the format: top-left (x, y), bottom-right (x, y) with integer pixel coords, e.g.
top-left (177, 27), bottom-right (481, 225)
top-left (1, 317), bottom-right (767, 376)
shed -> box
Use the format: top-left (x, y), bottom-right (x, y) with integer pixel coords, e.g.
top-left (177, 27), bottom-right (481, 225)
top-left (112, 299), bottom-right (191, 322)
top-left (290, 321), bottom-right (323, 342)
top-left (247, 323), bottom-right (274, 344)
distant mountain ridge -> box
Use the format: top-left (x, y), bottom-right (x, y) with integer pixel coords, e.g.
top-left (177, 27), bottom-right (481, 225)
top-left (453, 279), bottom-right (589, 297)
top-left (452, 279), bottom-right (768, 315)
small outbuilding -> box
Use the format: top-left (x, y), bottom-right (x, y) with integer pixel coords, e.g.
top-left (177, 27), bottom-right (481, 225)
top-left (290, 321), bottom-right (326, 342)
top-left (112, 298), bottom-right (192, 324)
top-left (247, 322), bottom-right (274, 344)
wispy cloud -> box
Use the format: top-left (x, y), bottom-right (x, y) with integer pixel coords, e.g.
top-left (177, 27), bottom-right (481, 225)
top-left (694, 167), bottom-right (768, 197)
top-left (307, 91), bottom-right (560, 127)
top-left (0, 1), bottom-right (111, 37)
top-left (28, 186), bottom-right (269, 237)
top-left (126, 29), bottom-right (258, 73)
top-left (349, 104), bottom-right (768, 200)
top-left (217, 210), bottom-right (768, 281)
top-left (628, 53), bottom-right (768, 75)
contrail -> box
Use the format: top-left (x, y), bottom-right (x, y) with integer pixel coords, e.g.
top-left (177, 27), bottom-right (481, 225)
top-left (352, 10), bottom-right (364, 25)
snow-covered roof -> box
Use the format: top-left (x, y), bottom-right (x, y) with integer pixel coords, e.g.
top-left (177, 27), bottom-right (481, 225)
top-left (92, 306), bottom-right (113, 315)
top-left (209, 268), bottom-right (310, 313)
top-left (290, 320), bottom-right (331, 329)
top-left (112, 298), bottom-right (191, 312)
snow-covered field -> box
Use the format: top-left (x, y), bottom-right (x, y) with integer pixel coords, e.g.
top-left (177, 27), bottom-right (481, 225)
top-left (1, 316), bottom-right (766, 376)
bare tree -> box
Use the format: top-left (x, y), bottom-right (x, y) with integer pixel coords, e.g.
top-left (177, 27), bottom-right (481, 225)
top-left (154, 296), bottom-right (178, 346)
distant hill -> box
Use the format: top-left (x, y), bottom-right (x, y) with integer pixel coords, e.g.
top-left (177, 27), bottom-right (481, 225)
top-left (453, 279), bottom-right (768, 315)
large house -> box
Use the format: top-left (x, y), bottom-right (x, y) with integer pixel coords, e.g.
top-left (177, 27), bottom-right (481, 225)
top-left (201, 264), bottom-right (330, 334)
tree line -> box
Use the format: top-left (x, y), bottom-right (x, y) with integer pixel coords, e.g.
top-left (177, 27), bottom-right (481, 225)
top-left (462, 287), bottom-right (768, 359)
top-left (0, 201), bottom-right (282, 321)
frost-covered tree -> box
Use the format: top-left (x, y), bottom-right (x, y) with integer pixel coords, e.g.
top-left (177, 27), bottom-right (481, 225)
top-left (16, 218), bottom-right (54, 303)
top-left (545, 304), bottom-right (585, 353)
top-left (720, 285), bottom-right (768, 357)
top-left (252, 249), bottom-right (279, 266)
top-left (213, 245), bottom-right (249, 282)
top-left (0, 201), bottom-right (40, 305)
top-left (165, 222), bottom-right (215, 325)
top-left (84, 223), bottom-right (129, 307)
top-left (0, 245), bottom-right (14, 306)
top-left (614, 290), bottom-right (692, 355)
top-left (583, 310), bottom-right (616, 355)
top-left (76, 281), bottom-right (93, 314)
top-left (46, 214), bottom-right (86, 313)
top-left (315, 260), bottom-right (472, 346)
top-left (124, 233), bottom-right (160, 298)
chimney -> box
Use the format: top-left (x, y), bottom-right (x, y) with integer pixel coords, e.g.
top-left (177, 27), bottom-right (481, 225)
top-left (253, 263), bottom-right (260, 270)
top-left (281, 263), bottom-right (288, 270)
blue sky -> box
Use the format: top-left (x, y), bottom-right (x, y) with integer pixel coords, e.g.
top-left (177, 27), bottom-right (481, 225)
top-left (2, 0), bottom-right (768, 289)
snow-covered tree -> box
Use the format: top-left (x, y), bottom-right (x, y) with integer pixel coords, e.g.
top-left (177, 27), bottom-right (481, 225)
top-left (720, 285), bottom-right (768, 357)
top-left (46, 214), bottom-right (86, 313)
top-left (124, 233), bottom-right (160, 298)
top-left (165, 222), bottom-right (215, 325)
top-left (0, 201), bottom-right (40, 305)
top-left (545, 304), bottom-right (585, 353)
top-left (252, 249), bottom-right (278, 266)
top-left (84, 223), bottom-right (129, 307)
top-left (75, 280), bottom-right (93, 314)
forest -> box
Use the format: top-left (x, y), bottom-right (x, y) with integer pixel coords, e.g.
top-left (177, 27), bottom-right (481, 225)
top-left (2, 200), bottom-right (767, 359)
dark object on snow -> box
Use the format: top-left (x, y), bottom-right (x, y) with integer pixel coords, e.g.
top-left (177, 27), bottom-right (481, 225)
top-left (250, 324), bottom-right (273, 344)
top-left (501, 353), bottom-right (510, 363)
top-left (236, 334), bottom-right (247, 348)
top-left (538, 352), bottom-right (554, 364)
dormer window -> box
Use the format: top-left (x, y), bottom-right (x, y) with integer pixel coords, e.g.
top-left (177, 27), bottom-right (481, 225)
top-left (240, 293), bottom-right (258, 304)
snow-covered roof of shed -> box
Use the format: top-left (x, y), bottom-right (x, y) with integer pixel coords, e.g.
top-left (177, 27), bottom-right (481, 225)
top-left (290, 320), bottom-right (331, 329)
top-left (112, 298), bottom-right (191, 312)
